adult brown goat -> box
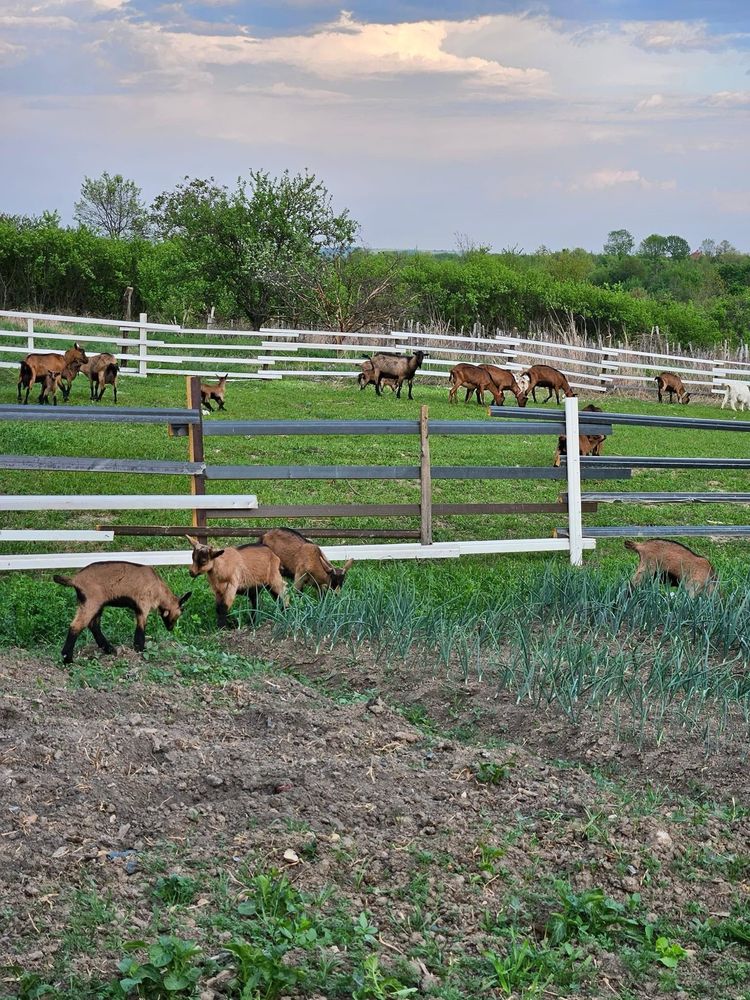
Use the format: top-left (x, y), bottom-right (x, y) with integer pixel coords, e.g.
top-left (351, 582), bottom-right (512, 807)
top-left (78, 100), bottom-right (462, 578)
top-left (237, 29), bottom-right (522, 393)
top-left (54, 562), bottom-right (191, 663)
top-left (201, 375), bottom-right (229, 412)
top-left (625, 539), bottom-right (717, 596)
top-left (83, 353), bottom-right (120, 403)
top-left (448, 363), bottom-right (503, 405)
top-left (479, 364), bottom-right (525, 405)
top-left (17, 343), bottom-right (88, 404)
top-left (259, 528), bottom-right (354, 592)
top-left (363, 350), bottom-right (426, 399)
top-left (518, 364), bottom-right (576, 406)
top-left (186, 536), bottom-right (288, 627)
top-left (655, 372), bottom-right (690, 404)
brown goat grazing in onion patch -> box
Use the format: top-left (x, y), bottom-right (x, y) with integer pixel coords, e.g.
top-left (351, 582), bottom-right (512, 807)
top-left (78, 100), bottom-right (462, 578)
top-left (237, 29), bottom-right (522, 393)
top-left (625, 539), bottom-right (717, 596)
top-left (201, 375), bottom-right (229, 412)
top-left (259, 528), bottom-right (353, 592)
top-left (186, 536), bottom-right (288, 627)
top-left (54, 562), bottom-right (191, 663)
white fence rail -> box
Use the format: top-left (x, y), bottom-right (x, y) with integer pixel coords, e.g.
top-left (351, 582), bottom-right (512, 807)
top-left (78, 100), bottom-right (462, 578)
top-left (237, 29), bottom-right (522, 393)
top-left (0, 309), bottom-right (746, 397)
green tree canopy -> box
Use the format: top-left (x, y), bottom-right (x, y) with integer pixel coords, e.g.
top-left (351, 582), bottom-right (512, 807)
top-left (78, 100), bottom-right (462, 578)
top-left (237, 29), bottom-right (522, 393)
top-left (74, 172), bottom-right (148, 239)
top-left (603, 229), bottom-right (635, 256)
top-left (664, 235), bottom-right (691, 260)
top-left (151, 169), bottom-right (357, 329)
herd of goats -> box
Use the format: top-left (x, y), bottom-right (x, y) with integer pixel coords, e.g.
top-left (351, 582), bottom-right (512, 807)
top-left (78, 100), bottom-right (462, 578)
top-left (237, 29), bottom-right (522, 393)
top-left (7, 341), bottom-right (733, 662)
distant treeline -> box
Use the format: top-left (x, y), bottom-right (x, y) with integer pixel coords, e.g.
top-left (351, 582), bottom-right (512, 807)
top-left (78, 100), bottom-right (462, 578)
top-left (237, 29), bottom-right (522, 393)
top-left (1, 214), bottom-right (749, 348)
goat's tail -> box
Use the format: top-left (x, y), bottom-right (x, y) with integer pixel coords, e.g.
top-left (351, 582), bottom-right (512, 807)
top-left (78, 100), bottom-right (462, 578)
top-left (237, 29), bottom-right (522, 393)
top-left (53, 574), bottom-right (73, 587)
top-left (623, 540), bottom-right (639, 552)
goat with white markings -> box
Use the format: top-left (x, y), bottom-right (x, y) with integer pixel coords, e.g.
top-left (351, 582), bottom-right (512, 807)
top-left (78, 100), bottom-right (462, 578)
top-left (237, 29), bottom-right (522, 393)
top-left (720, 379), bottom-right (750, 412)
top-left (54, 562), bottom-right (191, 663)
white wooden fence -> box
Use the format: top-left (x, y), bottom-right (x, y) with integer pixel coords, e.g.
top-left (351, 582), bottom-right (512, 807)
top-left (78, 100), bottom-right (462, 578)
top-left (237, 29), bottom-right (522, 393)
top-left (2, 309), bottom-right (748, 397)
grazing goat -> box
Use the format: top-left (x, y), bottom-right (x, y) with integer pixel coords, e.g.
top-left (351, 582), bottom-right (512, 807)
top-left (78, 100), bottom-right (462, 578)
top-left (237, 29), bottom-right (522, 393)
top-left (358, 359), bottom-right (399, 393)
top-left (479, 364), bottom-right (525, 405)
top-left (259, 528), bottom-right (354, 592)
top-left (362, 350), bottom-right (426, 399)
top-left (552, 404), bottom-right (607, 467)
top-left (186, 536), bottom-right (288, 627)
top-left (720, 379), bottom-right (750, 412)
top-left (82, 353), bottom-right (120, 403)
top-left (518, 365), bottom-right (576, 406)
top-left (18, 343), bottom-right (88, 404)
top-left (54, 562), bottom-right (191, 663)
top-left (655, 372), bottom-right (690, 404)
top-left (448, 364), bottom-right (503, 405)
top-left (625, 539), bottom-right (717, 596)
top-left (201, 375), bottom-right (229, 412)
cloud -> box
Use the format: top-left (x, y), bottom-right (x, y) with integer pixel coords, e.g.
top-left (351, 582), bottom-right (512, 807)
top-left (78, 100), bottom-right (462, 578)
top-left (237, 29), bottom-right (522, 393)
top-left (704, 90), bottom-right (750, 108)
top-left (626, 19), bottom-right (745, 53)
top-left (635, 93), bottom-right (664, 111)
top-left (575, 169), bottom-right (676, 192)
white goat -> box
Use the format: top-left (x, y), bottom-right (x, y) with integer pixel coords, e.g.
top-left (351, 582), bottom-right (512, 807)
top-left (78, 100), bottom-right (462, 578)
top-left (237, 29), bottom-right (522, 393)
top-left (720, 380), bottom-right (750, 412)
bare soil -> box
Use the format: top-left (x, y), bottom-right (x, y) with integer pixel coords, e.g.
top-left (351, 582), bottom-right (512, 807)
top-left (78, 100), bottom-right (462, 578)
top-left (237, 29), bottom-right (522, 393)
top-left (1, 638), bottom-right (749, 997)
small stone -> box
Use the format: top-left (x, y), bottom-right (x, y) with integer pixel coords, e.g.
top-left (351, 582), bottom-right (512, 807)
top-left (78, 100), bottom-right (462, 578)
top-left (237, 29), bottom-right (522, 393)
top-left (366, 697), bottom-right (386, 715)
top-left (393, 731), bottom-right (419, 743)
top-left (205, 774), bottom-right (223, 788)
top-left (283, 849), bottom-right (300, 864)
top-left (649, 829), bottom-right (674, 853)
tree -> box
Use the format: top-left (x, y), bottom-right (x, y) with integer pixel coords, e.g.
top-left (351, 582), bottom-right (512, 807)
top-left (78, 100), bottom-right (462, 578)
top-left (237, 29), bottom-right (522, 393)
top-left (699, 238), bottom-right (717, 258)
top-left (74, 173), bottom-right (148, 239)
top-left (603, 229), bottom-right (635, 256)
top-left (151, 170), bottom-right (357, 329)
top-left (638, 234), bottom-right (669, 260)
top-left (664, 235), bottom-right (691, 260)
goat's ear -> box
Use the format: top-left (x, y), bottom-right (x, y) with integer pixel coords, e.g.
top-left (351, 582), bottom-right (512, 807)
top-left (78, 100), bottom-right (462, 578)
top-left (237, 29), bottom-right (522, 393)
top-left (209, 548), bottom-right (225, 559)
top-left (178, 591), bottom-right (193, 607)
top-left (185, 534), bottom-right (200, 548)
top-left (342, 558), bottom-right (354, 573)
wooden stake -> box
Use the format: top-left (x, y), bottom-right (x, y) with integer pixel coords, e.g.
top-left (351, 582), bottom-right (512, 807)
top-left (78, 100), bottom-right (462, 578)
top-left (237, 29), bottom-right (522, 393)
top-left (186, 376), bottom-right (207, 538)
top-left (420, 404), bottom-right (432, 545)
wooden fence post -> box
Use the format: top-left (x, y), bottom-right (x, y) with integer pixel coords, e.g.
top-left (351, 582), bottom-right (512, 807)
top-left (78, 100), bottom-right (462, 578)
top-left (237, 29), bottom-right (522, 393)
top-left (564, 396), bottom-right (584, 566)
top-left (138, 312), bottom-right (148, 377)
top-left (26, 317), bottom-right (34, 352)
top-left (186, 376), bottom-right (207, 539)
top-left (420, 404), bottom-right (432, 545)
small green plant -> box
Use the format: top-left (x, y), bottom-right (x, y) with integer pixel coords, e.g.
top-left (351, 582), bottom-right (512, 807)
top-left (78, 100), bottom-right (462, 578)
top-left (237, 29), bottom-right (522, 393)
top-left (351, 954), bottom-right (418, 999)
top-left (472, 758), bottom-right (514, 785)
top-left (152, 874), bottom-right (200, 906)
top-left (118, 936), bottom-right (203, 997)
top-left (223, 940), bottom-right (305, 999)
top-left (650, 933), bottom-right (688, 969)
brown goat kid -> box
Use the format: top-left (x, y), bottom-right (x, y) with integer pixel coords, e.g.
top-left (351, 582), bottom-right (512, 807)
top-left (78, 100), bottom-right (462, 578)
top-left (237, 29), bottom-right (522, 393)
top-left (448, 363), bottom-right (503, 405)
top-left (655, 372), bottom-right (690, 404)
top-left (187, 536), bottom-right (288, 627)
top-left (38, 370), bottom-right (64, 405)
top-left (18, 343), bottom-right (88, 404)
top-left (625, 539), bottom-right (717, 596)
top-left (358, 360), bottom-right (399, 393)
top-left (259, 528), bottom-right (354, 592)
top-left (54, 562), bottom-right (191, 663)
top-left (201, 375), bottom-right (229, 412)
top-left (83, 353), bottom-right (120, 403)
top-left (518, 365), bottom-right (576, 406)
top-left (363, 350), bottom-right (426, 399)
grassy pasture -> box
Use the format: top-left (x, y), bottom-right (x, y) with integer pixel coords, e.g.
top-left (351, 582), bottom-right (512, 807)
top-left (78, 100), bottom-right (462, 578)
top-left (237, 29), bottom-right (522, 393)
top-left (2, 368), bottom-right (750, 997)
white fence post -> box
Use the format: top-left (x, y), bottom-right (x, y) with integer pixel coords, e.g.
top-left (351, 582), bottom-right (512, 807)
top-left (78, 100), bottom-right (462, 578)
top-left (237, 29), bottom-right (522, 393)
top-left (138, 312), bottom-right (148, 377)
top-left (565, 396), bottom-right (584, 567)
top-left (26, 317), bottom-right (34, 352)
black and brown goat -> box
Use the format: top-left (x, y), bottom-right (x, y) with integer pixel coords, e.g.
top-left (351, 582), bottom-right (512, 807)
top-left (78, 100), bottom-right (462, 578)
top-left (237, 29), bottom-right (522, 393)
top-left (17, 343), bottom-right (88, 404)
top-left (186, 536), bottom-right (288, 627)
top-left (259, 528), bottom-right (353, 592)
top-left (448, 363), bottom-right (503, 405)
top-left (38, 370), bottom-right (64, 405)
top-left (200, 375), bottom-right (229, 412)
top-left (83, 352), bottom-right (120, 403)
top-left (362, 350), bottom-right (426, 399)
top-left (552, 403), bottom-right (607, 467)
top-left (625, 539), bottom-right (717, 596)
top-left (54, 562), bottom-right (191, 663)
top-left (655, 372), bottom-right (690, 404)
top-left (517, 364), bottom-right (577, 406)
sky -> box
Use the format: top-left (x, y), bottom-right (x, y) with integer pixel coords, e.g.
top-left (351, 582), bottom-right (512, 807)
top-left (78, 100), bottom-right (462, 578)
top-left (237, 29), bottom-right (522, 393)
top-left (1, 1), bottom-right (749, 252)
